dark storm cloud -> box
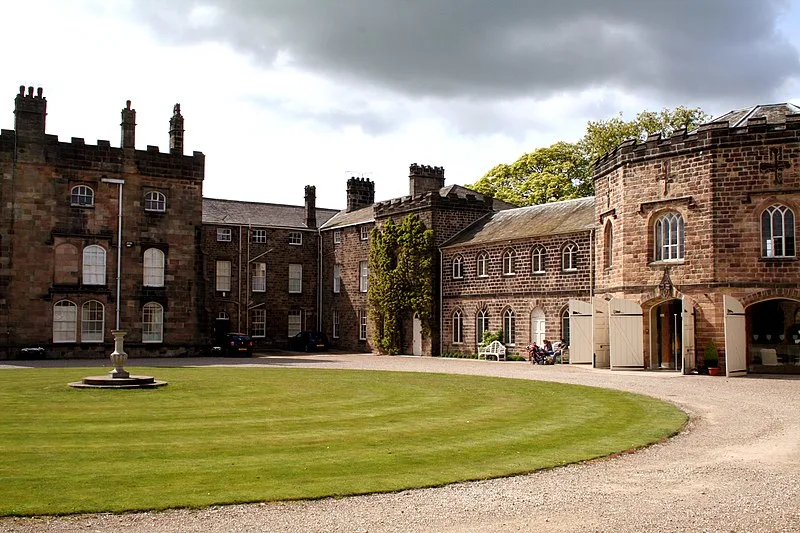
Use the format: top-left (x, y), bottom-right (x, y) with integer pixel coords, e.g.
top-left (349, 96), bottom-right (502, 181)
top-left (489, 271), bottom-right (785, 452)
top-left (133, 0), bottom-right (799, 103)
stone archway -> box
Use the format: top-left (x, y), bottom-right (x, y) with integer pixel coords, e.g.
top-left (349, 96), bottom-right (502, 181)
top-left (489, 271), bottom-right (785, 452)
top-left (742, 292), bottom-right (800, 374)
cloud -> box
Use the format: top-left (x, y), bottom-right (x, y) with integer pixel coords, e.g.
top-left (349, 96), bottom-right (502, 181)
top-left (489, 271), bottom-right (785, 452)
top-left (133, 0), bottom-right (799, 106)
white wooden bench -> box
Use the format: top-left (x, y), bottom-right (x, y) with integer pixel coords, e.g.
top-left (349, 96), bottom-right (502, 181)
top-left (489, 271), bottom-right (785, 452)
top-left (478, 340), bottom-right (506, 361)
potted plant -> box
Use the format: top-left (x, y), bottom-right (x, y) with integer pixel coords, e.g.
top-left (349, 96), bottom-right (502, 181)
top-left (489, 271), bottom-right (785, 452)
top-left (704, 340), bottom-right (720, 376)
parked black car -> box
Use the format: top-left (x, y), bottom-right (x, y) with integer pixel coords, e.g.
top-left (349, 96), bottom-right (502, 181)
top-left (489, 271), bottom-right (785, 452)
top-left (288, 331), bottom-right (330, 352)
top-left (223, 333), bottom-right (253, 357)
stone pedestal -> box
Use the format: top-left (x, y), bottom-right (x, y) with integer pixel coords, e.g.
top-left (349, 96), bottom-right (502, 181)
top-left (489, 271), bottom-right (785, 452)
top-left (109, 330), bottom-right (130, 379)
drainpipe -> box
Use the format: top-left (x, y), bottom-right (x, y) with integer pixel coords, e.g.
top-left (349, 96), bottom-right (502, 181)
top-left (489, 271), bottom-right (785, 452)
top-left (101, 178), bottom-right (125, 330)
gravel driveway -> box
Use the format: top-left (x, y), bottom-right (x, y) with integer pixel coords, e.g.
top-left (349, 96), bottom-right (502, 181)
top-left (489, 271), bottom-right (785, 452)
top-left (2, 354), bottom-right (799, 532)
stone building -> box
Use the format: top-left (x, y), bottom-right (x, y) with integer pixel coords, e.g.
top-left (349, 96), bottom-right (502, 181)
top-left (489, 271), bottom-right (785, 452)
top-left (0, 87), bottom-right (205, 358)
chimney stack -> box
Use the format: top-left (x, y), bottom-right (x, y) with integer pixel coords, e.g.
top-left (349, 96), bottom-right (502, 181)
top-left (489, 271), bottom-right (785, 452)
top-left (304, 185), bottom-right (317, 228)
top-left (14, 86), bottom-right (47, 139)
top-left (121, 100), bottom-right (136, 150)
top-left (409, 163), bottom-right (445, 196)
top-left (169, 103), bottom-right (184, 155)
top-left (346, 177), bottom-right (375, 212)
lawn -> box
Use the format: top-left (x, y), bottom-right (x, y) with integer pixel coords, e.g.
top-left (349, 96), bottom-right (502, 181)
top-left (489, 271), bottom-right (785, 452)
top-left (0, 367), bottom-right (686, 516)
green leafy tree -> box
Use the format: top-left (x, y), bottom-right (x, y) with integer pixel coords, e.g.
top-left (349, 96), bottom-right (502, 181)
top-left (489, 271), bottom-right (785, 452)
top-left (468, 106), bottom-right (709, 207)
top-left (368, 215), bottom-right (434, 354)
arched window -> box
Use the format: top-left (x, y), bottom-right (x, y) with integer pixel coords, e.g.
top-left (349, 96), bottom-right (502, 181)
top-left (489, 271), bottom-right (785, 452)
top-left (82, 245), bottom-right (106, 285)
top-left (476, 252), bottom-right (489, 277)
top-left (452, 310), bottom-right (464, 344)
top-left (476, 309), bottom-right (489, 345)
top-left (503, 308), bottom-right (516, 346)
top-left (561, 308), bottom-right (570, 345)
top-left (143, 248), bottom-right (165, 287)
top-left (654, 212), bottom-right (685, 261)
top-left (761, 204), bottom-right (795, 258)
top-left (531, 308), bottom-right (546, 345)
top-left (502, 249), bottom-right (516, 275)
top-left (144, 191), bottom-right (166, 212)
top-left (531, 246), bottom-right (546, 274)
top-left (70, 185), bottom-right (94, 207)
top-left (604, 222), bottom-right (613, 268)
top-left (562, 242), bottom-right (578, 271)
top-left (218, 311), bottom-right (229, 319)
top-left (81, 300), bottom-right (104, 343)
top-left (143, 302), bottom-right (164, 343)
top-left (452, 255), bottom-right (464, 279)
top-left (53, 300), bottom-right (77, 343)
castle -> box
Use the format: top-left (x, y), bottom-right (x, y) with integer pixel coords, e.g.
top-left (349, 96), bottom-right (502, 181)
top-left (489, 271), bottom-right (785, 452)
top-left (2, 86), bottom-right (799, 375)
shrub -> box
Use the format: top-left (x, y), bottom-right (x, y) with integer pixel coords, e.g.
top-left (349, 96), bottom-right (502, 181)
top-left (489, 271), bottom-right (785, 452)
top-left (703, 340), bottom-right (719, 368)
top-left (481, 329), bottom-right (503, 347)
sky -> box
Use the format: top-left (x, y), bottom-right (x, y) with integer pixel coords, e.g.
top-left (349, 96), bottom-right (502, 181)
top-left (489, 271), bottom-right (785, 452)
top-left (2, 0), bottom-right (800, 210)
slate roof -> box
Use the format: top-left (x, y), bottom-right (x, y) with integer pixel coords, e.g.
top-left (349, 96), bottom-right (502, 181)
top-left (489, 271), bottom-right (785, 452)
top-left (712, 103), bottom-right (800, 128)
top-left (320, 184), bottom-right (516, 230)
top-left (202, 198), bottom-right (339, 229)
top-left (442, 196), bottom-right (595, 248)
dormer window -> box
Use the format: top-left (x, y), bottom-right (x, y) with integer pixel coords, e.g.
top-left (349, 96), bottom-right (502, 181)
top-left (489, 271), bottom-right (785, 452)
top-left (70, 185), bottom-right (94, 207)
top-left (144, 191), bottom-right (166, 212)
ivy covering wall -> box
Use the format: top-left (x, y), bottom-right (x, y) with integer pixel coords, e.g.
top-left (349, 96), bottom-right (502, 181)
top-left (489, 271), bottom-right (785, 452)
top-left (367, 214), bottom-right (434, 354)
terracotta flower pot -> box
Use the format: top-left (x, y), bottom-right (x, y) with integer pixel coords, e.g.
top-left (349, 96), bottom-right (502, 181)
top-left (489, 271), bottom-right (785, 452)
top-left (708, 367), bottom-right (720, 376)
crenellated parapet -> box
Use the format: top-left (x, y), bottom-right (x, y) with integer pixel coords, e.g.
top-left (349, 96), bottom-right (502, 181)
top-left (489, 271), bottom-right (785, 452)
top-left (374, 188), bottom-right (491, 219)
top-left (409, 162), bottom-right (445, 196)
top-left (593, 113), bottom-right (800, 179)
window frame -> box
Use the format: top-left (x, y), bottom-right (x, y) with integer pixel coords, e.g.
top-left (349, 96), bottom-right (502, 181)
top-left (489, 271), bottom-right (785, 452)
top-left (70, 185), bottom-right (94, 207)
top-left (360, 226), bottom-right (369, 241)
top-left (476, 251), bottom-right (489, 277)
top-left (251, 262), bottom-right (266, 292)
top-left (53, 300), bottom-right (78, 343)
top-left (81, 300), bottom-right (105, 343)
top-left (82, 245), bottom-right (106, 286)
top-left (144, 190), bottom-right (166, 212)
top-left (359, 261), bottom-right (368, 293)
top-left (654, 211), bottom-right (685, 262)
top-left (142, 302), bottom-right (164, 343)
top-left (289, 263), bottom-right (302, 294)
top-left (476, 309), bottom-right (489, 345)
top-left (251, 308), bottom-right (266, 337)
top-left (143, 248), bottom-right (165, 287)
top-left (333, 230), bottom-right (342, 244)
top-left (503, 308), bottom-right (516, 346)
top-left (288, 232), bottom-right (303, 245)
top-left (502, 249), bottom-right (516, 276)
top-left (216, 228), bottom-right (232, 242)
top-left (288, 310), bottom-right (302, 337)
top-left (216, 260), bottom-right (232, 292)
top-left (532, 246), bottom-right (546, 274)
top-left (252, 229), bottom-right (267, 244)
top-left (761, 204), bottom-right (796, 258)
top-left (333, 264), bottom-right (341, 293)
top-left (452, 310), bottom-right (464, 344)
top-left (452, 255), bottom-right (464, 279)
top-left (561, 242), bottom-right (578, 272)
top-left (332, 309), bottom-right (340, 339)
top-left (358, 309), bottom-right (368, 340)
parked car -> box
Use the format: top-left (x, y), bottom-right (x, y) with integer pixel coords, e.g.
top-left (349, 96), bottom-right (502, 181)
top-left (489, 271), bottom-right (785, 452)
top-left (288, 331), bottom-right (330, 352)
top-left (223, 333), bottom-right (253, 357)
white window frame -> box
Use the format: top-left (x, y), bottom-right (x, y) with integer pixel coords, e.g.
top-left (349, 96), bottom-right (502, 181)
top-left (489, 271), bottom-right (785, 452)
top-left (53, 300), bottom-right (77, 343)
top-left (216, 260), bottom-right (231, 292)
top-left (333, 230), bottom-right (342, 244)
top-left (332, 309), bottom-right (340, 339)
top-left (360, 226), bottom-right (369, 241)
top-left (532, 246), bottom-right (546, 273)
top-left (502, 249), bottom-right (516, 275)
top-left (452, 256), bottom-right (463, 279)
top-left (217, 228), bottom-right (231, 242)
top-left (288, 310), bottom-right (302, 337)
top-left (359, 261), bottom-right (368, 293)
top-left (251, 308), bottom-right (266, 337)
top-left (143, 248), bottom-right (165, 287)
top-left (452, 310), bottom-right (464, 344)
top-left (654, 212), bottom-right (685, 261)
top-left (358, 309), bottom-right (368, 340)
top-left (562, 242), bottom-right (578, 272)
top-left (70, 185), bottom-right (94, 207)
top-left (561, 308), bottom-right (570, 346)
top-left (81, 300), bottom-right (104, 343)
top-left (252, 229), bottom-right (267, 244)
top-left (82, 245), bottom-right (106, 285)
top-left (289, 264), bottom-right (302, 294)
top-left (762, 204), bottom-right (795, 258)
top-left (477, 309), bottom-right (489, 345)
top-left (142, 302), bottom-right (164, 343)
top-left (477, 252), bottom-right (489, 277)
top-left (144, 191), bottom-right (166, 212)
top-left (288, 232), bottom-right (302, 245)
top-left (503, 308), bottom-right (516, 346)
top-left (333, 264), bottom-right (341, 293)
top-left (252, 262), bottom-right (266, 292)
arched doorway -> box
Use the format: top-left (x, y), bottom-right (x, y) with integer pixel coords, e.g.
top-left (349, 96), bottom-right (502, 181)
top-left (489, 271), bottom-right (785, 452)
top-left (531, 308), bottom-right (545, 345)
top-left (746, 298), bottom-right (800, 373)
top-left (649, 299), bottom-right (682, 370)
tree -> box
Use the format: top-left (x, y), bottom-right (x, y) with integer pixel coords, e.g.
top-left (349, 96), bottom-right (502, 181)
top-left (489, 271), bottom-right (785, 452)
top-left (368, 215), bottom-right (434, 355)
top-left (468, 106), bottom-right (709, 207)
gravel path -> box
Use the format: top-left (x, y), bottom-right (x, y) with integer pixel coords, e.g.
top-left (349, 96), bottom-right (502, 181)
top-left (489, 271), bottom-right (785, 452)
top-left (2, 354), bottom-right (799, 532)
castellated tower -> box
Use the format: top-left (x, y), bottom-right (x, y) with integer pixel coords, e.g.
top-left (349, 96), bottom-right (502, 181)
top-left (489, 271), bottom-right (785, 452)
top-left (14, 86), bottom-right (46, 139)
top-left (409, 163), bottom-right (445, 196)
top-left (346, 177), bottom-right (375, 212)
